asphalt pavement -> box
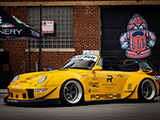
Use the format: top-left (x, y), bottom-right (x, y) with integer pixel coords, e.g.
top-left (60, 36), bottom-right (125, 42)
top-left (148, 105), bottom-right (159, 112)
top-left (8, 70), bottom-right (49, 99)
top-left (0, 89), bottom-right (7, 94)
top-left (1, 92), bottom-right (160, 120)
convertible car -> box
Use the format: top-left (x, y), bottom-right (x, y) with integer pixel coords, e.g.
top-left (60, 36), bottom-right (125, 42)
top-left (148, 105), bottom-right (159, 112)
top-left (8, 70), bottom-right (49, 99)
top-left (4, 55), bottom-right (159, 105)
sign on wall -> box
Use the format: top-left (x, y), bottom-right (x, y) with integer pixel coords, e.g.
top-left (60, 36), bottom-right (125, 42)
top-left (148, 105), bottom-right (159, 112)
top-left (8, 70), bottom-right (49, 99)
top-left (42, 21), bottom-right (54, 34)
top-left (120, 14), bottom-right (156, 59)
top-left (83, 50), bottom-right (100, 55)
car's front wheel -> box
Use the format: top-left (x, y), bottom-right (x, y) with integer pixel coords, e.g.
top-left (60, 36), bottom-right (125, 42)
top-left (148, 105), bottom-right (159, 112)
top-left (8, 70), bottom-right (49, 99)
top-left (60, 80), bottom-right (83, 105)
top-left (138, 79), bottom-right (156, 102)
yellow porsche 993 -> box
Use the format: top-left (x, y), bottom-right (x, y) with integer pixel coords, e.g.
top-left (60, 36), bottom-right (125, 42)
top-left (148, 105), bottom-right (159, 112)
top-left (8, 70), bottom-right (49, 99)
top-left (4, 55), bottom-right (159, 105)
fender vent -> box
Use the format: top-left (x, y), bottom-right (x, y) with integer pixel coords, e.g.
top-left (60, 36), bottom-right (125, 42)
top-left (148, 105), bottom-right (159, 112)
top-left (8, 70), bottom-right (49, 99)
top-left (11, 93), bottom-right (13, 98)
top-left (23, 93), bottom-right (26, 99)
top-left (27, 89), bottom-right (34, 98)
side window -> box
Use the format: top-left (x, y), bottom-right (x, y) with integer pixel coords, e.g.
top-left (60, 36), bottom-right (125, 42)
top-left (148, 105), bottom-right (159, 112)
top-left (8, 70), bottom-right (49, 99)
top-left (97, 58), bottom-right (112, 70)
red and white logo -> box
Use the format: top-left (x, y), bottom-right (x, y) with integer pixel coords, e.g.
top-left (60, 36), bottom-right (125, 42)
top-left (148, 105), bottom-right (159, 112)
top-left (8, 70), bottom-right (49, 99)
top-left (120, 14), bottom-right (156, 59)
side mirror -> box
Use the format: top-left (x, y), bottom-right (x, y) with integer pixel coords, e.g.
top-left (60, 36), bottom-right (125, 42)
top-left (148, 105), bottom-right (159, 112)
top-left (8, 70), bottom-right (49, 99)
top-left (92, 65), bottom-right (102, 72)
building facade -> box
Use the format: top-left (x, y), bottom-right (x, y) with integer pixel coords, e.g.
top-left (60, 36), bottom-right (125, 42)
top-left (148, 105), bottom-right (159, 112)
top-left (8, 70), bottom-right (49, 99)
top-left (0, 0), bottom-right (160, 76)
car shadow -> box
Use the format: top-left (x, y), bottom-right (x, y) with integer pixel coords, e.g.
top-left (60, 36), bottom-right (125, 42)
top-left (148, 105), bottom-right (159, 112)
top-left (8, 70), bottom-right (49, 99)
top-left (82, 99), bottom-right (159, 106)
top-left (3, 98), bottom-right (160, 108)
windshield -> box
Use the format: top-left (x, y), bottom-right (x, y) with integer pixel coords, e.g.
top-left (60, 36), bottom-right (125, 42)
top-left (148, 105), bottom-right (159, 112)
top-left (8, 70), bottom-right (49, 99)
top-left (61, 55), bottom-right (98, 70)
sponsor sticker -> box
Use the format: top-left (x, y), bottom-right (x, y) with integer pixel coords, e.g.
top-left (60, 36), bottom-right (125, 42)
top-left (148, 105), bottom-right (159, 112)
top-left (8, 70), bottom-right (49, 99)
top-left (7, 99), bottom-right (18, 103)
top-left (72, 55), bottom-right (98, 62)
top-left (90, 93), bottom-right (121, 100)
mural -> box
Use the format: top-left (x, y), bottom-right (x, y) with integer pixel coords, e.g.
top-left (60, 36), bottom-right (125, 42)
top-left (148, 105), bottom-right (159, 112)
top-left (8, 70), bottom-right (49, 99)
top-left (120, 14), bottom-right (156, 59)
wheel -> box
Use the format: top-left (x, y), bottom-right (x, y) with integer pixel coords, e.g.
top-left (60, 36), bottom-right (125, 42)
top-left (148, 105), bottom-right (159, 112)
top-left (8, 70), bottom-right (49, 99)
top-left (60, 80), bottom-right (83, 105)
top-left (138, 79), bottom-right (156, 102)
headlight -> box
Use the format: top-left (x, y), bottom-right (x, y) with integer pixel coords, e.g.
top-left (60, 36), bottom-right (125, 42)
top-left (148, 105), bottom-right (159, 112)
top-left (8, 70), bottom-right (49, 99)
top-left (38, 76), bottom-right (47, 84)
top-left (12, 75), bottom-right (19, 83)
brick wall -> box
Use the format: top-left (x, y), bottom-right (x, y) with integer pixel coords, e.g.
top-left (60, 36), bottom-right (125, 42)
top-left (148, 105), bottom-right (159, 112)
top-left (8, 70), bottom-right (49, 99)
top-left (3, 7), bottom-right (28, 76)
top-left (1, 0), bottom-right (137, 2)
top-left (74, 6), bottom-right (100, 54)
top-left (2, 6), bottom-right (100, 76)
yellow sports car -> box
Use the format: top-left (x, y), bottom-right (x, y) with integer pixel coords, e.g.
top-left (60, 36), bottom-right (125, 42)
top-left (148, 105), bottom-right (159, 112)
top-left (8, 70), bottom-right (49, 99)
top-left (4, 55), bottom-right (159, 105)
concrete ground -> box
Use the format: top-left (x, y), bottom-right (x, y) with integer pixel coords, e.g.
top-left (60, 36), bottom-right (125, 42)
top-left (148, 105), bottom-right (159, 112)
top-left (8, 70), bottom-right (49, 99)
top-left (1, 92), bottom-right (160, 120)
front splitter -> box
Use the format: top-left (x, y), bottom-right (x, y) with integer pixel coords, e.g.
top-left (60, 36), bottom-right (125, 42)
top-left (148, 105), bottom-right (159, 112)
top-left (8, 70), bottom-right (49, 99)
top-left (4, 96), bottom-right (61, 106)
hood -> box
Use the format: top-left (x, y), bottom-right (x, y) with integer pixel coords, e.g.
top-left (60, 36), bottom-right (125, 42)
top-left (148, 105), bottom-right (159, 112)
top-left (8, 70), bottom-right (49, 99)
top-left (11, 70), bottom-right (58, 86)
top-left (11, 69), bottom-right (88, 86)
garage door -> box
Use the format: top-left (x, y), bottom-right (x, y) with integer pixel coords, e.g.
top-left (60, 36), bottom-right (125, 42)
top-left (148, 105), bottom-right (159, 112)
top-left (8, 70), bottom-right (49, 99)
top-left (101, 6), bottom-right (160, 68)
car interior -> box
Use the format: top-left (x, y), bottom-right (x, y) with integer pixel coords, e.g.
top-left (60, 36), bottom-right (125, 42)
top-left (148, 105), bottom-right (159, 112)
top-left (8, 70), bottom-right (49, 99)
top-left (100, 56), bottom-right (140, 71)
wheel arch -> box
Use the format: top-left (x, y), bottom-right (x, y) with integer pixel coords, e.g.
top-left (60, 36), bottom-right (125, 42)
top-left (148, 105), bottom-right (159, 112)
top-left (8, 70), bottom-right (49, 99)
top-left (59, 78), bottom-right (85, 105)
top-left (60, 78), bottom-right (85, 94)
top-left (137, 78), bottom-right (157, 101)
top-left (121, 74), bottom-right (158, 99)
top-left (137, 77), bottom-right (159, 97)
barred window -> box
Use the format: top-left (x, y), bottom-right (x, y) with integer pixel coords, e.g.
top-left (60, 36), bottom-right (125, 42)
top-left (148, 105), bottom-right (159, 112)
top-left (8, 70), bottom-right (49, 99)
top-left (27, 7), bottom-right (73, 48)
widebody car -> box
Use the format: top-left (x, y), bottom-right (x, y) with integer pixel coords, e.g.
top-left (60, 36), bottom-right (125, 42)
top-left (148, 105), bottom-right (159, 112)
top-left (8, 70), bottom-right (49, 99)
top-left (4, 55), bottom-right (159, 105)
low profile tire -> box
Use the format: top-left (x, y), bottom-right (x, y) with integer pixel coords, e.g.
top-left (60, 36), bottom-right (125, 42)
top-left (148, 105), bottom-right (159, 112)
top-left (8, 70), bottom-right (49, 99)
top-left (138, 79), bottom-right (156, 102)
top-left (60, 80), bottom-right (83, 105)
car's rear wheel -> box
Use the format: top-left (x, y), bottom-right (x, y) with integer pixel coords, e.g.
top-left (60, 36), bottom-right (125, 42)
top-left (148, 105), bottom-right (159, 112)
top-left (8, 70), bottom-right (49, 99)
top-left (138, 79), bottom-right (156, 102)
top-left (60, 80), bottom-right (83, 105)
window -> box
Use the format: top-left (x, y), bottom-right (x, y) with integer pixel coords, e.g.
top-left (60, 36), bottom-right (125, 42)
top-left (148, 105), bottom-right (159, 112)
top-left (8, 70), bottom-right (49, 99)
top-left (27, 7), bottom-right (73, 49)
top-left (97, 58), bottom-right (102, 67)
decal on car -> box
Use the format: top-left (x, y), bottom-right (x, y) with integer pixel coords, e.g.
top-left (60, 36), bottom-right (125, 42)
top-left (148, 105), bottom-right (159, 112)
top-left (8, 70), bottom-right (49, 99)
top-left (72, 55), bottom-right (98, 62)
top-left (90, 93), bottom-right (121, 100)
top-left (107, 75), bottom-right (113, 82)
top-left (128, 83), bottom-right (132, 90)
top-left (89, 89), bottom-right (99, 93)
top-left (89, 81), bottom-right (99, 88)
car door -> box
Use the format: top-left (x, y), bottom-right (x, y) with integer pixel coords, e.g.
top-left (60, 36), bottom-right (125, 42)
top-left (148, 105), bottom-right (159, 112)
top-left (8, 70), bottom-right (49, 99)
top-left (88, 70), bottom-right (129, 100)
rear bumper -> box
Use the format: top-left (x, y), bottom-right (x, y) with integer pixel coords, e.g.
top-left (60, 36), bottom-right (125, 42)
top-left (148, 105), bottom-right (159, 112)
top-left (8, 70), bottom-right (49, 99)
top-left (4, 96), bottom-right (61, 106)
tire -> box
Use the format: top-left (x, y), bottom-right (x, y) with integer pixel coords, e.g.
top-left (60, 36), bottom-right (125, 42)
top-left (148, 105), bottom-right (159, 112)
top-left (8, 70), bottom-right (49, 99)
top-left (60, 80), bottom-right (83, 105)
top-left (138, 79), bottom-right (156, 102)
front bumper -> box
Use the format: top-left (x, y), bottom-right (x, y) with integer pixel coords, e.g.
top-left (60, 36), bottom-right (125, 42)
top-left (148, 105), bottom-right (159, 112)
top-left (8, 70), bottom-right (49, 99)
top-left (4, 96), bottom-right (60, 105)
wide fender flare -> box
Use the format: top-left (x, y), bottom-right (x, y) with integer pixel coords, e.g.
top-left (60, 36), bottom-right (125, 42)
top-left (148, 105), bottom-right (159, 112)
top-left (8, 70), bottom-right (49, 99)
top-left (46, 73), bottom-right (88, 94)
top-left (121, 74), bottom-right (157, 99)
